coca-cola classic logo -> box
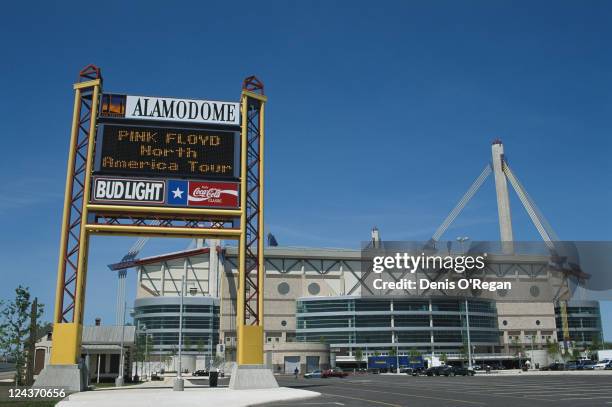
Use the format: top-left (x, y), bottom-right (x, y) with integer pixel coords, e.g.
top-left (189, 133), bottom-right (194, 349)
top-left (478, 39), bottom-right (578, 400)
top-left (192, 187), bottom-right (222, 200)
top-left (187, 182), bottom-right (239, 207)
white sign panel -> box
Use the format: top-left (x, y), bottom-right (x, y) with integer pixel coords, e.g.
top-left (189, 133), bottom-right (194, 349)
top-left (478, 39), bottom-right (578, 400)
top-left (125, 95), bottom-right (240, 126)
top-left (92, 177), bottom-right (165, 204)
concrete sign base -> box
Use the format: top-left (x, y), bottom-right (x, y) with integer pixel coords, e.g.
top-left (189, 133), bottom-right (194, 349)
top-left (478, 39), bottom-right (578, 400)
top-left (229, 364), bottom-right (278, 389)
top-left (33, 364), bottom-right (86, 392)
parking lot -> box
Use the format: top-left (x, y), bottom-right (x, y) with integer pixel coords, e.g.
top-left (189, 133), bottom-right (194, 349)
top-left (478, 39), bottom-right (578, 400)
top-left (262, 373), bottom-right (612, 407)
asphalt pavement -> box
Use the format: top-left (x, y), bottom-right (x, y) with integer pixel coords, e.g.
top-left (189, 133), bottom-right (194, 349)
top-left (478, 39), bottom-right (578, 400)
top-left (260, 373), bottom-right (612, 407)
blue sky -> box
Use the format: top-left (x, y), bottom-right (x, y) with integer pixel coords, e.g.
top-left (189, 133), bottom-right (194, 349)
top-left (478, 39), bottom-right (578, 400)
top-left (0, 1), bottom-right (610, 338)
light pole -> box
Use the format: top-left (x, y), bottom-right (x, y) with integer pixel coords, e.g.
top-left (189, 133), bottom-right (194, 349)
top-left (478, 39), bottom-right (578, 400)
top-left (174, 274), bottom-right (197, 391)
top-left (145, 328), bottom-right (150, 380)
top-left (395, 335), bottom-right (400, 374)
top-left (115, 301), bottom-right (127, 387)
top-left (148, 334), bottom-right (154, 378)
top-left (465, 299), bottom-right (473, 369)
top-left (174, 274), bottom-right (186, 391)
top-left (139, 323), bottom-right (147, 381)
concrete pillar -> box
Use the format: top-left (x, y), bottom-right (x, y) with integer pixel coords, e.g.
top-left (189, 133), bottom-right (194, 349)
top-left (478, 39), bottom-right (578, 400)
top-left (160, 263), bottom-right (166, 296)
top-left (209, 239), bottom-right (220, 297)
top-left (339, 263), bottom-right (345, 295)
top-left (301, 261), bottom-right (306, 297)
top-left (491, 140), bottom-right (514, 253)
top-left (429, 299), bottom-right (434, 358)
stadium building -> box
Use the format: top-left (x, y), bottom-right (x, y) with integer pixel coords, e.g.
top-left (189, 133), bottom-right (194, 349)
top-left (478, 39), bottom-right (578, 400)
top-left (129, 230), bottom-right (602, 372)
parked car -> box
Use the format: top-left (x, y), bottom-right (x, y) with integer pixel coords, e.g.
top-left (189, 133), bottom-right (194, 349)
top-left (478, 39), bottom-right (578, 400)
top-left (322, 368), bottom-right (348, 378)
top-left (404, 367), bottom-right (425, 376)
top-left (304, 370), bottom-right (322, 378)
top-left (193, 370), bottom-right (209, 376)
top-left (425, 366), bottom-right (447, 376)
top-left (432, 365), bottom-right (475, 377)
top-left (605, 361), bottom-right (612, 370)
top-left (594, 359), bottom-right (611, 370)
top-left (577, 360), bottom-right (596, 370)
top-left (540, 362), bottom-right (565, 371)
top-left (450, 366), bottom-right (476, 376)
top-left (565, 361), bottom-right (579, 370)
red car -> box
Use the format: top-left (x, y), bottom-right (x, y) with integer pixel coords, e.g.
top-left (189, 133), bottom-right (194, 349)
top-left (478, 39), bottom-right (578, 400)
top-left (322, 368), bottom-right (348, 378)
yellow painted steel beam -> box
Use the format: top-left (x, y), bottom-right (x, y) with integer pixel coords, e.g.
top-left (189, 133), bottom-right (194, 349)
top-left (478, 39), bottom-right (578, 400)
top-left (49, 323), bottom-right (83, 365)
top-left (87, 204), bottom-right (241, 218)
top-left (51, 79), bottom-right (99, 366)
top-left (73, 79), bottom-right (101, 89)
top-left (237, 90), bottom-right (266, 366)
top-left (238, 325), bottom-right (263, 365)
top-left (85, 224), bottom-right (241, 238)
top-left (241, 90), bottom-right (268, 102)
top-left (53, 87), bottom-right (82, 325)
top-left (72, 83), bottom-right (100, 328)
top-left (236, 92), bottom-right (248, 364)
top-left (257, 99), bottom-right (265, 328)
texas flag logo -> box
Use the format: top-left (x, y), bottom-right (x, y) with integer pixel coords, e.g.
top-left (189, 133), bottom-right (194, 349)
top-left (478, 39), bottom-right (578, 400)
top-left (167, 180), bottom-right (188, 206)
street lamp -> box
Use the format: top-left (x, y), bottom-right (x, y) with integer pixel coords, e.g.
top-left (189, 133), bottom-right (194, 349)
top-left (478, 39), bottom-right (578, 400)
top-left (394, 334), bottom-right (400, 374)
top-left (140, 323), bottom-right (147, 381)
top-left (144, 325), bottom-right (150, 380)
top-left (174, 274), bottom-right (197, 392)
top-left (147, 334), bottom-right (153, 378)
top-left (456, 237), bottom-right (472, 369)
top-left (463, 300), bottom-right (473, 369)
top-left (115, 301), bottom-right (127, 387)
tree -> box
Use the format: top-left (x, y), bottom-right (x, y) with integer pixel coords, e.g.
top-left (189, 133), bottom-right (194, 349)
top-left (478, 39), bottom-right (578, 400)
top-left (546, 337), bottom-right (557, 362)
top-left (354, 348), bottom-right (364, 369)
top-left (571, 347), bottom-right (582, 360)
top-left (408, 348), bottom-right (421, 364)
top-left (440, 352), bottom-right (448, 364)
top-left (460, 340), bottom-right (470, 364)
top-left (183, 336), bottom-right (192, 353)
top-left (0, 287), bottom-right (44, 385)
top-left (134, 333), bottom-right (146, 379)
top-left (389, 348), bottom-right (397, 357)
top-left (196, 338), bottom-right (206, 355)
top-left (590, 335), bottom-right (602, 354)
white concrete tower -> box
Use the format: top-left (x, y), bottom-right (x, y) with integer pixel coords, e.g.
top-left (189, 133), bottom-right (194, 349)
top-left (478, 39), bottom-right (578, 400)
top-left (371, 227), bottom-right (380, 248)
top-left (491, 140), bottom-right (514, 252)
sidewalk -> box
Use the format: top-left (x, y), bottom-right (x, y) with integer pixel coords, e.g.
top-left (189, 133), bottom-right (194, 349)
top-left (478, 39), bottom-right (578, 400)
top-left (57, 386), bottom-right (319, 407)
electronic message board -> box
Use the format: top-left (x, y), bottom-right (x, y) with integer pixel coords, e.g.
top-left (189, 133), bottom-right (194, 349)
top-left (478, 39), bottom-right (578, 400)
top-left (95, 124), bottom-right (238, 180)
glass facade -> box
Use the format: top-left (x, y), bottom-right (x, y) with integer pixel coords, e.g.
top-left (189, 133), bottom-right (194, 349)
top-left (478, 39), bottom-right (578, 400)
top-left (296, 297), bottom-right (499, 354)
top-left (133, 297), bottom-right (219, 357)
top-left (554, 300), bottom-right (603, 345)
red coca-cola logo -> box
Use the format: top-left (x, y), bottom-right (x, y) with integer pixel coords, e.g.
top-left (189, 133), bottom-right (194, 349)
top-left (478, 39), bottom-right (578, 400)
top-left (188, 182), bottom-right (238, 207)
top-left (192, 187), bottom-right (222, 199)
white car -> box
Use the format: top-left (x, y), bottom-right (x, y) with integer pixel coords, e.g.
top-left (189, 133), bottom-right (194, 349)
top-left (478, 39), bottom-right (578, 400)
top-left (594, 359), bottom-right (611, 370)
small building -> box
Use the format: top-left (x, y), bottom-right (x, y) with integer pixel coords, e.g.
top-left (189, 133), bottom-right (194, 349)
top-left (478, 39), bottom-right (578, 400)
top-left (264, 342), bottom-right (330, 374)
top-left (35, 324), bottom-right (136, 383)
